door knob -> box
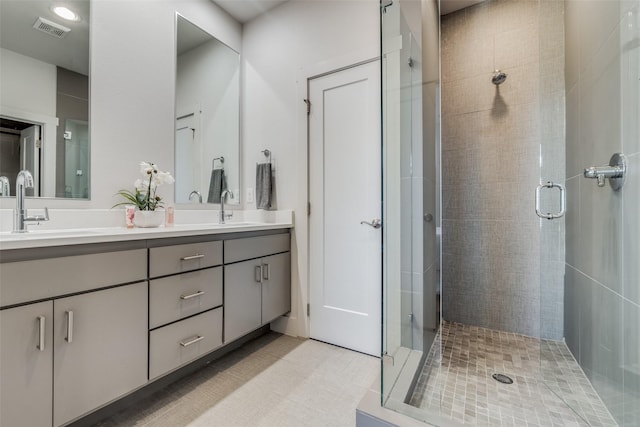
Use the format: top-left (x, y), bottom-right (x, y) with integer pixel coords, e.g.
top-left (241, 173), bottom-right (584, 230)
top-left (360, 218), bottom-right (382, 229)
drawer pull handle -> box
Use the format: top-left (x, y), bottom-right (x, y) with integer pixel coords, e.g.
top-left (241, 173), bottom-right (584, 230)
top-left (180, 335), bottom-right (204, 347)
top-left (181, 254), bottom-right (205, 261)
top-left (65, 311), bottom-right (74, 343)
top-left (262, 263), bottom-right (270, 280)
top-left (180, 290), bottom-right (205, 300)
top-left (37, 316), bottom-right (46, 351)
top-left (255, 265), bottom-right (262, 282)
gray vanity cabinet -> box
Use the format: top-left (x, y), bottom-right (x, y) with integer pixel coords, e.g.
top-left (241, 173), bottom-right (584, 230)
top-left (224, 234), bottom-right (291, 344)
top-left (53, 282), bottom-right (148, 427)
top-left (0, 301), bottom-right (53, 427)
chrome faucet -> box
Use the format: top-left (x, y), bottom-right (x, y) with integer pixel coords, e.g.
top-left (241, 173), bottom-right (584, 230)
top-left (189, 190), bottom-right (203, 203)
top-left (219, 190), bottom-right (234, 224)
top-left (14, 170), bottom-right (49, 233)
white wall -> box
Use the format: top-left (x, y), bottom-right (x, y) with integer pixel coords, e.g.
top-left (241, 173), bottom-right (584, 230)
top-left (0, 48), bottom-right (58, 197)
top-left (0, 0), bottom-right (241, 209)
top-left (242, 0), bottom-right (379, 337)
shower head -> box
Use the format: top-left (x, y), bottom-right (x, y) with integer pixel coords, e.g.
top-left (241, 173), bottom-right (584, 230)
top-left (492, 70), bottom-right (507, 85)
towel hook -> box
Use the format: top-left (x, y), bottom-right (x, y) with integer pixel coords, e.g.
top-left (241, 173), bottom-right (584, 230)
top-left (213, 157), bottom-right (225, 169)
top-left (261, 149), bottom-right (271, 163)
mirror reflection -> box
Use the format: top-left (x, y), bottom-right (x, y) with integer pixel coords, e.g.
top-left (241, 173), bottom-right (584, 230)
top-left (175, 14), bottom-right (240, 205)
top-left (0, 0), bottom-right (90, 199)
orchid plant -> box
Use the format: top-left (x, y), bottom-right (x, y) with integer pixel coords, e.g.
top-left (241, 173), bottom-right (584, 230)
top-left (114, 162), bottom-right (175, 211)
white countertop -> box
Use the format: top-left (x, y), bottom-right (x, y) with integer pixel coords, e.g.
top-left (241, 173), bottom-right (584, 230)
top-left (0, 209), bottom-right (293, 251)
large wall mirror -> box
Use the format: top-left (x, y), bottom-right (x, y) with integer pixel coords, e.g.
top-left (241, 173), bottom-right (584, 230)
top-left (175, 14), bottom-right (240, 206)
top-left (0, 0), bottom-right (90, 199)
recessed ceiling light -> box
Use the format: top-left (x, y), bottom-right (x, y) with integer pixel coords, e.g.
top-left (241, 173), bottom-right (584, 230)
top-left (51, 6), bottom-right (80, 22)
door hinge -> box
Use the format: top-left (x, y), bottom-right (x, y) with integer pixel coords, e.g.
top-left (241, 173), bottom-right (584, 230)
top-left (303, 99), bottom-right (311, 115)
top-left (408, 57), bottom-right (413, 68)
top-left (307, 303), bottom-right (310, 317)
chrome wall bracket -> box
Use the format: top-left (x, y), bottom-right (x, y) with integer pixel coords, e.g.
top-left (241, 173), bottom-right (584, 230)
top-left (583, 153), bottom-right (626, 191)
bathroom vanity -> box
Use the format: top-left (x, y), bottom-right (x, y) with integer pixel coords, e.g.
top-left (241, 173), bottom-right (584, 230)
top-left (0, 222), bottom-right (291, 427)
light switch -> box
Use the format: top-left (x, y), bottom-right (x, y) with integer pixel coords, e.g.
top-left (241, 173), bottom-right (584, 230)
top-left (247, 187), bottom-right (255, 203)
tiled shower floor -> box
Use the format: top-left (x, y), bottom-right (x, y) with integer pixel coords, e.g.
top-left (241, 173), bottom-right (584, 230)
top-left (409, 321), bottom-right (618, 426)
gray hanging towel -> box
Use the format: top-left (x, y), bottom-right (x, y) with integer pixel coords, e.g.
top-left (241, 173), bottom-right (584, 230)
top-left (256, 163), bottom-right (272, 209)
top-left (207, 169), bottom-right (227, 203)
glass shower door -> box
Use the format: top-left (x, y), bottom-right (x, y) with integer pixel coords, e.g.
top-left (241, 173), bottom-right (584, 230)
top-left (540, 1), bottom-right (640, 425)
top-left (380, 0), bottom-right (440, 418)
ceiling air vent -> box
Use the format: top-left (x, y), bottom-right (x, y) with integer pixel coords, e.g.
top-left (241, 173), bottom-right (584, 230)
top-left (32, 17), bottom-right (70, 39)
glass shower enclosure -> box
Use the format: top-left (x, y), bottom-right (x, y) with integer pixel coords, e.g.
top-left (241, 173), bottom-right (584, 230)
top-left (381, 0), bottom-right (640, 425)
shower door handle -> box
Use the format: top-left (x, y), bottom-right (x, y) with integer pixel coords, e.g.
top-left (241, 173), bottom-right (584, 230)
top-left (535, 182), bottom-right (566, 220)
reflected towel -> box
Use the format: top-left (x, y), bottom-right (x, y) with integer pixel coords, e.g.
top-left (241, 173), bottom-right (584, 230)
top-left (207, 169), bottom-right (227, 203)
top-left (256, 163), bottom-right (272, 209)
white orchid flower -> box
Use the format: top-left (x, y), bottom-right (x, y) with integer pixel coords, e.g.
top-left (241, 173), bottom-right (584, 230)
top-left (155, 171), bottom-right (175, 186)
top-left (139, 161), bottom-right (158, 176)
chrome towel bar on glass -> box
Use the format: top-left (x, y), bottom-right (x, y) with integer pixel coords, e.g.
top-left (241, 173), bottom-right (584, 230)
top-left (535, 182), bottom-right (566, 220)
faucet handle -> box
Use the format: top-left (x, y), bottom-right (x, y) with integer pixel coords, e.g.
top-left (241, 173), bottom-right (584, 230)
top-left (26, 207), bottom-right (50, 223)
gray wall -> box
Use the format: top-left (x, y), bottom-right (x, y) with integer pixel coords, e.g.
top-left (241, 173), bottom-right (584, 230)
top-left (564, 0), bottom-right (640, 424)
top-left (441, 0), bottom-right (565, 338)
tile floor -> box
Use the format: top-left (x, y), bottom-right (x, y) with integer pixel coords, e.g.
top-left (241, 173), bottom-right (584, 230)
top-left (409, 321), bottom-right (618, 426)
top-left (95, 332), bottom-right (379, 427)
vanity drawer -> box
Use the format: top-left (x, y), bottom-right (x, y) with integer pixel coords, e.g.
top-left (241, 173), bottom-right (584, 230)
top-left (149, 266), bottom-right (222, 329)
top-left (224, 233), bottom-right (290, 264)
top-left (149, 241), bottom-right (222, 278)
top-left (149, 307), bottom-right (222, 379)
top-left (0, 249), bottom-right (147, 307)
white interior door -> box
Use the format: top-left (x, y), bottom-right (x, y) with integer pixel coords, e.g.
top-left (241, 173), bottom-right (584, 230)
top-left (20, 125), bottom-right (40, 196)
top-left (309, 60), bottom-right (381, 356)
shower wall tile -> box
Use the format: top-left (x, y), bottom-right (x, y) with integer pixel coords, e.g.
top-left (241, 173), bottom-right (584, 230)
top-left (494, 24), bottom-right (540, 69)
top-left (441, 35), bottom-right (494, 83)
top-left (490, 0), bottom-right (538, 35)
top-left (565, 84), bottom-right (581, 178)
top-left (577, 0), bottom-right (621, 75)
top-left (623, 298), bottom-right (640, 425)
top-left (621, 7), bottom-right (640, 157)
top-left (623, 153), bottom-right (640, 304)
top-left (578, 169), bottom-right (623, 294)
top-left (540, 260), bottom-right (564, 340)
top-left (564, 0), bottom-right (581, 91)
top-left (564, 266), bottom-right (580, 355)
top-left (584, 282), bottom-right (624, 422)
top-left (539, 0), bottom-right (565, 62)
top-left (565, 177), bottom-right (580, 267)
top-left (401, 176), bottom-right (412, 273)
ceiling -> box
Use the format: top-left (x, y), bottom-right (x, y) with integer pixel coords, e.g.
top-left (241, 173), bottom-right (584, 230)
top-left (211, 0), bottom-right (486, 23)
top-left (212, 0), bottom-right (289, 23)
top-left (440, 0), bottom-right (485, 15)
top-left (0, 0), bottom-right (90, 76)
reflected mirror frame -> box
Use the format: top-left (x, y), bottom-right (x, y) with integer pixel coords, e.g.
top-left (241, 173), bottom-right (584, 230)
top-left (173, 12), bottom-right (241, 207)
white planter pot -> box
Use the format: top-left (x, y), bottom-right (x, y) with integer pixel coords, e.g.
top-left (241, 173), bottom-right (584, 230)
top-left (134, 210), bottom-right (164, 228)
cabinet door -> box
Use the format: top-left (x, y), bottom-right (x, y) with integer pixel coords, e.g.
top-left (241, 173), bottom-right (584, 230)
top-left (1, 301), bottom-right (53, 427)
top-left (261, 252), bottom-right (291, 323)
top-left (53, 282), bottom-right (148, 426)
top-left (224, 259), bottom-right (262, 343)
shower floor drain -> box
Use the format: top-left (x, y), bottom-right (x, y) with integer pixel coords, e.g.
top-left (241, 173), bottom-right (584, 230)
top-left (492, 373), bottom-right (514, 384)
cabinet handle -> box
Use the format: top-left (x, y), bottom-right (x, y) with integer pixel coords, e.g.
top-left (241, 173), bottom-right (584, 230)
top-left (181, 254), bottom-right (205, 261)
top-left (180, 335), bottom-right (204, 347)
top-left (37, 316), bottom-right (45, 351)
top-left (65, 311), bottom-right (73, 343)
top-left (255, 265), bottom-right (262, 282)
top-left (262, 263), bottom-right (270, 280)
top-left (180, 290), bottom-right (205, 300)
